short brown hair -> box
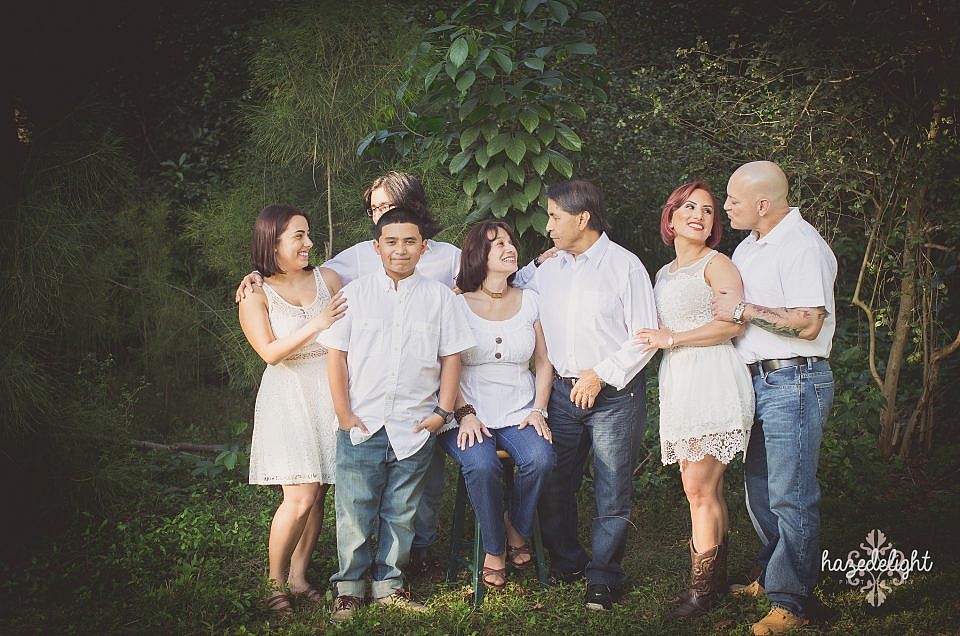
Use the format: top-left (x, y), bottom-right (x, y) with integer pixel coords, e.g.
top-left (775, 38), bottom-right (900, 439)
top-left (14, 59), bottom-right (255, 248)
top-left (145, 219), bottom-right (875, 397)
top-left (250, 205), bottom-right (314, 277)
top-left (546, 179), bottom-right (610, 233)
top-left (456, 221), bottom-right (519, 292)
top-left (363, 171), bottom-right (442, 239)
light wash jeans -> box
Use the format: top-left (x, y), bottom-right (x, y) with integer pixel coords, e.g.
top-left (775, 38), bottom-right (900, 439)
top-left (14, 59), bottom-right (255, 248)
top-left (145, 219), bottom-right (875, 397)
top-left (745, 358), bottom-right (834, 618)
top-left (411, 443), bottom-right (446, 551)
top-left (537, 373), bottom-right (647, 589)
top-left (438, 423), bottom-right (555, 555)
top-left (331, 427), bottom-right (435, 599)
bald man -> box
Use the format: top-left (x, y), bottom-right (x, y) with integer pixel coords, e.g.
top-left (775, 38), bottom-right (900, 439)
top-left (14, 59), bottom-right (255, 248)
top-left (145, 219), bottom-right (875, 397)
top-left (712, 161), bottom-right (837, 635)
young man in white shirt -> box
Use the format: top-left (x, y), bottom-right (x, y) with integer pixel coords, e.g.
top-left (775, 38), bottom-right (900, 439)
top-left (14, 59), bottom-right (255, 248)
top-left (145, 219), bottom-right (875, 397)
top-left (319, 208), bottom-right (474, 623)
top-left (712, 161), bottom-right (837, 635)
top-left (530, 180), bottom-right (659, 611)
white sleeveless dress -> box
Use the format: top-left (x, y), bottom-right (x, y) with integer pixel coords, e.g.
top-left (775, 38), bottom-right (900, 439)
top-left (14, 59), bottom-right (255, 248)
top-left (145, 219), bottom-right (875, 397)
top-left (654, 251), bottom-right (754, 465)
top-left (248, 268), bottom-right (337, 484)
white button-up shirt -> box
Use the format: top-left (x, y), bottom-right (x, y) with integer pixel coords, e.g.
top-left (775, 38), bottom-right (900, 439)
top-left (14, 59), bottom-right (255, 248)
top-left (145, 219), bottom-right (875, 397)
top-left (528, 232), bottom-right (658, 390)
top-left (324, 238), bottom-right (539, 289)
top-left (732, 207), bottom-right (838, 364)
top-left (318, 270), bottom-right (475, 459)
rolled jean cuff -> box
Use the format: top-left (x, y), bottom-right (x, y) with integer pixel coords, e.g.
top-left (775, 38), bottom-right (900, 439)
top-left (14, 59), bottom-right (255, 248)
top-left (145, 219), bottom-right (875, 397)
top-left (371, 577), bottom-right (404, 600)
top-left (770, 599), bottom-right (805, 618)
top-left (335, 580), bottom-right (368, 598)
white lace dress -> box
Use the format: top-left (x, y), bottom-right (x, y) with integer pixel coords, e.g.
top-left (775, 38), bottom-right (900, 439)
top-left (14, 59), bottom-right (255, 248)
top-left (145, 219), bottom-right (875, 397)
top-left (248, 268), bottom-right (337, 484)
top-left (654, 251), bottom-right (754, 465)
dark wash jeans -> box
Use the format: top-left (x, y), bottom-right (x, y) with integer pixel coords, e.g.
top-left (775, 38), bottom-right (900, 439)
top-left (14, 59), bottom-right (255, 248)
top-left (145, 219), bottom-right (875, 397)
top-left (538, 372), bottom-right (647, 589)
top-left (745, 358), bottom-right (833, 618)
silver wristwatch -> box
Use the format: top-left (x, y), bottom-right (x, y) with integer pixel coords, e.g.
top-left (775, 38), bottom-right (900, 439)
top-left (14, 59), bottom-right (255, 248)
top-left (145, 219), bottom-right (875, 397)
top-left (531, 407), bottom-right (548, 420)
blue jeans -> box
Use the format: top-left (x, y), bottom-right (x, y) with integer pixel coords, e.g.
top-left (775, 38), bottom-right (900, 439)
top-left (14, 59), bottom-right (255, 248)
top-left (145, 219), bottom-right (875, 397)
top-left (331, 428), bottom-right (435, 599)
top-left (438, 424), bottom-right (556, 555)
top-left (745, 359), bottom-right (833, 618)
top-left (411, 443), bottom-right (446, 551)
top-left (538, 373), bottom-right (647, 589)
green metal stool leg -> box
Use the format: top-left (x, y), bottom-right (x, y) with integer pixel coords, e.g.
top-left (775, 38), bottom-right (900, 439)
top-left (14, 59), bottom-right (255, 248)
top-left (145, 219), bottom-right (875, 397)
top-left (472, 512), bottom-right (484, 606)
top-left (447, 472), bottom-right (468, 583)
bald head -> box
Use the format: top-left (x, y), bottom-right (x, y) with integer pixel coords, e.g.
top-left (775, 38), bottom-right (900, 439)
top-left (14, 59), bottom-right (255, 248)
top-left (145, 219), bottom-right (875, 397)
top-left (724, 161), bottom-right (791, 235)
top-left (731, 161), bottom-right (789, 206)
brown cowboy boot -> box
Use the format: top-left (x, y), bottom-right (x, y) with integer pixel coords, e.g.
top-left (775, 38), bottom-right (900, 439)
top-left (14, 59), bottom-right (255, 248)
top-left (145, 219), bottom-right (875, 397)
top-left (670, 535), bottom-right (727, 604)
top-left (667, 539), bottom-right (722, 620)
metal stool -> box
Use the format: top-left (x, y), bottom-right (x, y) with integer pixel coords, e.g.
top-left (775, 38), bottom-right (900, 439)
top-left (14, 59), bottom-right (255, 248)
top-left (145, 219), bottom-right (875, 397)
top-left (445, 449), bottom-right (549, 605)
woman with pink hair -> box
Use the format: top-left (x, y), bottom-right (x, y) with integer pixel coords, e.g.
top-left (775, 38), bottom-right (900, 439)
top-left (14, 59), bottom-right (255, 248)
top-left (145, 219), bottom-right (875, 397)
top-left (634, 180), bottom-right (754, 620)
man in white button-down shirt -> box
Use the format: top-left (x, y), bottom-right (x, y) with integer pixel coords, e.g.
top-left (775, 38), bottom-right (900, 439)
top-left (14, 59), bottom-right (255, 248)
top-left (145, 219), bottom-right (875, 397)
top-left (529, 180), bottom-right (659, 611)
top-left (319, 208), bottom-right (474, 621)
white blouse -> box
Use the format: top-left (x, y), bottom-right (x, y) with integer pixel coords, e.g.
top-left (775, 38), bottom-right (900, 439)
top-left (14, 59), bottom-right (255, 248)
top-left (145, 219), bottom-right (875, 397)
top-left (439, 289), bottom-right (541, 434)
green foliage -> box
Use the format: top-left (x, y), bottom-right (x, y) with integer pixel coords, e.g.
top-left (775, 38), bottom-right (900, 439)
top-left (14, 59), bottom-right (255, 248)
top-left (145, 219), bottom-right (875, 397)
top-left (245, 0), bottom-right (419, 180)
top-left (365, 0), bottom-right (605, 237)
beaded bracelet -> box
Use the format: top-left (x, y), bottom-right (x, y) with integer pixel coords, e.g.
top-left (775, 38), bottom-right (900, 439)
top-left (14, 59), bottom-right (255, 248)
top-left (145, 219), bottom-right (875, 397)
top-left (454, 404), bottom-right (477, 424)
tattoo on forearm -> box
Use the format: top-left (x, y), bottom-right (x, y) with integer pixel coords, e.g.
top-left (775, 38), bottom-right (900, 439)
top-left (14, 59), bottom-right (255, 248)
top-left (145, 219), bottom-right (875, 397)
top-left (746, 304), bottom-right (825, 338)
top-left (749, 317), bottom-right (801, 337)
top-left (748, 304), bottom-right (801, 337)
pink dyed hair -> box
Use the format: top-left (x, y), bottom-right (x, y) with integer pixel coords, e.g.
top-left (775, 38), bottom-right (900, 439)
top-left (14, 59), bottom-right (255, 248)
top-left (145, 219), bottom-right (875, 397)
top-left (659, 180), bottom-right (722, 248)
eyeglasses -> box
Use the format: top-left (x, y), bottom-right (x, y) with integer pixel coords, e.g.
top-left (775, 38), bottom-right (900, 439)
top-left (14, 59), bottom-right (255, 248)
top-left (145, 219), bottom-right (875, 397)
top-left (366, 202), bottom-right (394, 217)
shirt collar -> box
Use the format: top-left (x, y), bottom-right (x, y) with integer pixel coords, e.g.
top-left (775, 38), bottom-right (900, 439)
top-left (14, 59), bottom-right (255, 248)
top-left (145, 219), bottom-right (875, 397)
top-left (558, 232), bottom-right (610, 269)
top-left (755, 207), bottom-right (801, 245)
top-left (377, 269), bottom-right (421, 291)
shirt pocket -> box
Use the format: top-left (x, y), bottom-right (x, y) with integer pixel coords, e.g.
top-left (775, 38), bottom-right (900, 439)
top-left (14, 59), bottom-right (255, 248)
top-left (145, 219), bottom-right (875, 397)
top-left (582, 289), bottom-right (619, 322)
top-left (408, 320), bottom-right (440, 362)
top-left (354, 318), bottom-right (385, 358)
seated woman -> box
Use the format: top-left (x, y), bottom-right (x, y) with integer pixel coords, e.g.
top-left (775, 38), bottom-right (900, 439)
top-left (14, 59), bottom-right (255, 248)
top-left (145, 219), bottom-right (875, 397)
top-left (437, 221), bottom-right (556, 589)
top-left (237, 205), bottom-right (347, 615)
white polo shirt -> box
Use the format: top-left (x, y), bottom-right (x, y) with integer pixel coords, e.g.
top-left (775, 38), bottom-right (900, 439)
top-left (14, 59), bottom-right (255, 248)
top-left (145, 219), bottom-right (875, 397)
top-left (732, 207), bottom-right (838, 364)
top-left (318, 270), bottom-right (475, 459)
top-left (528, 232), bottom-right (658, 390)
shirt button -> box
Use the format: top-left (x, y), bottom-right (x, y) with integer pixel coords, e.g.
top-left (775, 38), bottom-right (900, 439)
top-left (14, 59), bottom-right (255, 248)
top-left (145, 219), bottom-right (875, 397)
top-left (495, 337), bottom-right (502, 344)
top-left (495, 352), bottom-right (502, 359)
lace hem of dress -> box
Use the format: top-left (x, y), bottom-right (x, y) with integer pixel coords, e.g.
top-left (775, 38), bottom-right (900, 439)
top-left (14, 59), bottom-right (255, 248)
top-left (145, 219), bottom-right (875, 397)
top-left (250, 472), bottom-right (334, 485)
top-left (661, 429), bottom-right (746, 466)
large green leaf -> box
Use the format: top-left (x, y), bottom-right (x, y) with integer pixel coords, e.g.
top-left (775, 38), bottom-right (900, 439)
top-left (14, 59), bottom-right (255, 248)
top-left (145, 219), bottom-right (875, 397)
top-left (462, 171), bottom-right (478, 197)
top-left (505, 160), bottom-right (524, 184)
top-left (475, 145), bottom-right (491, 168)
top-left (449, 149), bottom-right (473, 174)
top-left (516, 212), bottom-right (533, 236)
top-left (519, 108), bottom-right (540, 133)
top-left (459, 125), bottom-right (482, 151)
top-left (548, 149), bottom-right (573, 178)
top-left (456, 70), bottom-right (477, 92)
top-left (487, 132), bottom-right (511, 156)
top-left (555, 125), bottom-right (582, 151)
top-left (577, 11), bottom-right (606, 23)
top-left (548, 1), bottom-right (570, 24)
top-left (485, 164), bottom-right (509, 192)
top-left (566, 42), bottom-right (597, 56)
top-left (523, 57), bottom-right (546, 71)
top-left (449, 37), bottom-right (470, 68)
top-left (505, 136), bottom-right (526, 164)
top-left (491, 49), bottom-right (513, 74)
top-left (459, 97), bottom-right (479, 122)
top-left (524, 176), bottom-right (542, 204)
top-left (538, 121), bottom-right (556, 145)
top-left (531, 152), bottom-right (549, 175)
top-left (532, 210), bottom-right (549, 234)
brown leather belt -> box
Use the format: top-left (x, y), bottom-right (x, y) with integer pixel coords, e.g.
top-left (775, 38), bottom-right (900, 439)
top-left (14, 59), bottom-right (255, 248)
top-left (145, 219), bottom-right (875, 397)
top-left (748, 356), bottom-right (825, 377)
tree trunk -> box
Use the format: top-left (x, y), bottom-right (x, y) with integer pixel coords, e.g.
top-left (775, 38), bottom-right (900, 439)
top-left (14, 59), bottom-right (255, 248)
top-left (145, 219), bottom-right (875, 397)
top-left (326, 159), bottom-right (333, 261)
top-left (878, 193), bottom-right (923, 458)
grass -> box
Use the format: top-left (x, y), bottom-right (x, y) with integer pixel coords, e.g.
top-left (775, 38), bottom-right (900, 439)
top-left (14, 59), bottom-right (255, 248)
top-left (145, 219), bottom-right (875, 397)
top-left (1, 448), bottom-right (957, 635)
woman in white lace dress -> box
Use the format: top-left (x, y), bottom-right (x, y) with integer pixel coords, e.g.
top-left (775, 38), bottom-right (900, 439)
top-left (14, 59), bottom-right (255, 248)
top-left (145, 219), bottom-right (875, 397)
top-left (634, 181), bottom-right (754, 620)
top-left (238, 205), bottom-right (347, 615)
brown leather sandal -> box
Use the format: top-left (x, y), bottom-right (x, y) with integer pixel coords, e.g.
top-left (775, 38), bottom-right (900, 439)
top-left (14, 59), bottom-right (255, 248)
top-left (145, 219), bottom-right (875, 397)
top-left (481, 566), bottom-right (508, 590)
top-left (298, 587), bottom-right (325, 605)
top-left (507, 544), bottom-right (533, 569)
top-left (265, 591), bottom-right (293, 616)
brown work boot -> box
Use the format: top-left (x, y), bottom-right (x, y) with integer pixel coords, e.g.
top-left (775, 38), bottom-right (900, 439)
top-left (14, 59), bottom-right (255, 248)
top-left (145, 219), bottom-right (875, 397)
top-left (752, 607), bottom-right (809, 634)
top-left (667, 539), bottom-right (723, 620)
top-left (731, 579), bottom-right (766, 598)
top-left (374, 589), bottom-right (428, 613)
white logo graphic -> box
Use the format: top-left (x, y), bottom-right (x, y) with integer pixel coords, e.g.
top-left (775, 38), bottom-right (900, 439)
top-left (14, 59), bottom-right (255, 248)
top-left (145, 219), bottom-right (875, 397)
top-left (821, 529), bottom-right (933, 606)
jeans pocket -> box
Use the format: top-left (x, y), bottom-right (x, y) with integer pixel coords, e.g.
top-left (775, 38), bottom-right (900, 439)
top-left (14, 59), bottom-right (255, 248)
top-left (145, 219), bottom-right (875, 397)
top-left (761, 366), bottom-right (800, 389)
top-left (814, 381), bottom-right (834, 421)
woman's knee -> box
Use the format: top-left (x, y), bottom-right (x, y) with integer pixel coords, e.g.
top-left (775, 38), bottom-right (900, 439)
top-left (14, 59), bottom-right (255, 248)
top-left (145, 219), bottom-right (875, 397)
top-left (459, 447), bottom-right (502, 479)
